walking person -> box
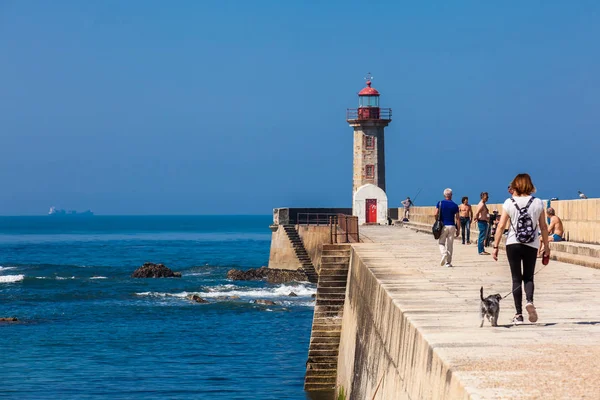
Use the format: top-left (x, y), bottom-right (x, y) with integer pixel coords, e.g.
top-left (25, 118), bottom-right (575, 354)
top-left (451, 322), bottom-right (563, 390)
top-left (492, 173), bottom-right (549, 324)
top-left (458, 196), bottom-right (473, 245)
top-left (434, 188), bottom-right (460, 267)
top-left (474, 192), bottom-right (490, 255)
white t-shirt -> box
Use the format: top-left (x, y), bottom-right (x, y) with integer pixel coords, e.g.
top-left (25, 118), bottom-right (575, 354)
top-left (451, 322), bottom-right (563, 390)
top-left (502, 196), bottom-right (544, 249)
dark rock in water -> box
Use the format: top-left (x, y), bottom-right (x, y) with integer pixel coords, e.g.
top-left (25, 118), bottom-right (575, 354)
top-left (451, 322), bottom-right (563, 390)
top-left (187, 294), bottom-right (208, 303)
top-left (131, 263), bottom-right (181, 278)
top-left (288, 292), bottom-right (298, 297)
top-left (226, 266), bottom-right (307, 283)
top-left (253, 299), bottom-right (276, 306)
top-left (311, 294), bottom-right (317, 299)
top-left (0, 317), bottom-right (18, 322)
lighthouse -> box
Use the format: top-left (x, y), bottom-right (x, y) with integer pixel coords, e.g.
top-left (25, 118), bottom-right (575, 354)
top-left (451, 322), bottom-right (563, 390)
top-left (347, 74), bottom-right (392, 224)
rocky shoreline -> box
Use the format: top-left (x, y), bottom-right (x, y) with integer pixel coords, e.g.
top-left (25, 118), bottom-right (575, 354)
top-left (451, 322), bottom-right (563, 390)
top-left (226, 266), bottom-right (308, 283)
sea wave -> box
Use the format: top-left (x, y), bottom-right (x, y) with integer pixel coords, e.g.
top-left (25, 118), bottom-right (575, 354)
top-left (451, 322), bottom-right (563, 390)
top-left (200, 283), bottom-right (315, 299)
top-left (184, 271), bottom-right (213, 277)
top-left (0, 266), bottom-right (16, 271)
top-left (90, 276), bottom-right (107, 279)
top-left (205, 284), bottom-right (238, 292)
top-left (135, 283), bottom-right (316, 300)
top-left (33, 276), bottom-right (78, 280)
top-left (0, 274), bottom-right (25, 283)
top-left (271, 284), bottom-right (316, 297)
top-left (136, 291), bottom-right (191, 298)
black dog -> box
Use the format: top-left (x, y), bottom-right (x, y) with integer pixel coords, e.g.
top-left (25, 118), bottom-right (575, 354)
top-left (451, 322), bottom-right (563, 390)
top-left (480, 286), bottom-right (502, 327)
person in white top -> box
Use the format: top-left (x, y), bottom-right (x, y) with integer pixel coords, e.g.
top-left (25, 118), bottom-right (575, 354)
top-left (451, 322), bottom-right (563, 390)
top-left (492, 173), bottom-right (550, 325)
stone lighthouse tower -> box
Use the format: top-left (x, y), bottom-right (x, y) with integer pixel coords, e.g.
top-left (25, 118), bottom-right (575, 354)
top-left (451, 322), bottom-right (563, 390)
top-left (347, 74), bottom-right (392, 224)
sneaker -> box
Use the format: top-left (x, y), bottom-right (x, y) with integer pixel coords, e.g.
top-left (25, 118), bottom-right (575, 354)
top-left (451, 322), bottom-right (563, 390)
top-left (445, 263), bottom-right (452, 268)
top-left (440, 256), bottom-right (447, 266)
top-left (479, 252), bottom-right (490, 255)
top-left (512, 314), bottom-right (524, 325)
top-left (525, 303), bottom-right (538, 323)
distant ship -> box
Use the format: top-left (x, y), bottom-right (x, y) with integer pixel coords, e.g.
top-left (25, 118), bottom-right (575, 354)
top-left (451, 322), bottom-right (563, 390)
top-left (48, 206), bottom-right (94, 217)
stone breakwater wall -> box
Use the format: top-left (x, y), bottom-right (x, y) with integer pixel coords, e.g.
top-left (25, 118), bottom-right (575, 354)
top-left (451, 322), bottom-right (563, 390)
top-left (336, 250), bottom-right (467, 400)
top-left (400, 198), bottom-right (600, 245)
top-left (268, 208), bottom-right (352, 271)
top-left (268, 224), bottom-right (331, 271)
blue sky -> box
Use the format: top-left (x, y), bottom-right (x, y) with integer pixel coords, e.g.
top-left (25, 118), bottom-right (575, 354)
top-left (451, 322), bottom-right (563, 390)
top-left (1, 1), bottom-right (598, 215)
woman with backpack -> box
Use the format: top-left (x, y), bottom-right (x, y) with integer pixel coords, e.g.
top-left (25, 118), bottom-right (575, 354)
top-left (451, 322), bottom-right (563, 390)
top-left (492, 173), bottom-right (550, 324)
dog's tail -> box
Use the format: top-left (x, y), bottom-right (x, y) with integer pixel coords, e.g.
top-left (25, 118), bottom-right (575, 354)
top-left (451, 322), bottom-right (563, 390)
top-left (480, 286), bottom-right (484, 301)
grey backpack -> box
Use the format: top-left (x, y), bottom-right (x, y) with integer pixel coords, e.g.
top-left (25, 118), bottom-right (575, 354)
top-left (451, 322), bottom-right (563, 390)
top-left (510, 197), bottom-right (537, 243)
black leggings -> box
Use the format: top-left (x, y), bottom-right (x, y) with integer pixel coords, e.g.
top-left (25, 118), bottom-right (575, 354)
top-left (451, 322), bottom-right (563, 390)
top-left (506, 244), bottom-right (538, 315)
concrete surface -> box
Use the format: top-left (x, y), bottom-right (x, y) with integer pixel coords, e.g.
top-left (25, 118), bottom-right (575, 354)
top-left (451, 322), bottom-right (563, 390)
top-left (337, 225), bottom-right (600, 399)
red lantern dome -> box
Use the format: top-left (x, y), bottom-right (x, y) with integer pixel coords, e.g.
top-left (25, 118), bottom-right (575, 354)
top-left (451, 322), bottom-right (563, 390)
top-left (358, 81), bottom-right (380, 96)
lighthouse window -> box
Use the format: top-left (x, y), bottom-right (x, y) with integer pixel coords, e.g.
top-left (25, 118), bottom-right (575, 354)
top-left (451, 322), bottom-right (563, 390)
top-left (365, 136), bottom-right (375, 149)
top-left (365, 165), bottom-right (374, 179)
top-left (360, 96), bottom-right (379, 107)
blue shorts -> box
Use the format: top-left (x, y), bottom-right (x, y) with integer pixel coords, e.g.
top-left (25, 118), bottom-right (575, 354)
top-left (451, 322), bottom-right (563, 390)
top-left (552, 234), bottom-right (563, 242)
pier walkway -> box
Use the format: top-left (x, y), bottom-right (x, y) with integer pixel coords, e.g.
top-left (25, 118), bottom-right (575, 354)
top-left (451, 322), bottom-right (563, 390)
top-left (346, 226), bottom-right (600, 399)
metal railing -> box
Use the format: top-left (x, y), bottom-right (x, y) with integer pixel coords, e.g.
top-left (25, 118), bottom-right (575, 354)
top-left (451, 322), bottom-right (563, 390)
top-left (346, 108), bottom-right (392, 121)
top-left (329, 214), bottom-right (359, 244)
top-left (296, 213), bottom-right (339, 226)
top-left (294, 212), bottom-right (359, 243)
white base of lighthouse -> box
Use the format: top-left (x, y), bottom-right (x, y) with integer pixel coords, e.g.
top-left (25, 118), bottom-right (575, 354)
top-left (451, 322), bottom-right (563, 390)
top-left (353, 184), bottom-right (388, 225)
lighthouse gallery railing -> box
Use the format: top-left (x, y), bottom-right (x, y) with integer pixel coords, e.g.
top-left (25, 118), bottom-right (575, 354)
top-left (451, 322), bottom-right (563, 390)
top-left (346, 108), bottom-right (392, 121)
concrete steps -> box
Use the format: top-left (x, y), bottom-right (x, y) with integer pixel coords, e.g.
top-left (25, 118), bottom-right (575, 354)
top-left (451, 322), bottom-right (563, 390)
top-left (282, 224), bottom-right (318, 283)
top-left (304, 245), bottom-right (351, 393)
top-left (551, 251), bottom-right (600, 269)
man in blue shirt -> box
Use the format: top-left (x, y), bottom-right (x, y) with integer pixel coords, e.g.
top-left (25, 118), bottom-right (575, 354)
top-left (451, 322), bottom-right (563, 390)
top-left (434, 188), bottom-right (460, 267)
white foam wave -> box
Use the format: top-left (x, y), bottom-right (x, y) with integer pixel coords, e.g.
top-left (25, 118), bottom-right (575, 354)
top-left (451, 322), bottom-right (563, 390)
top-left (90, 276), bottom-right (107, 279)
top-left (0, 266), bottom-right (16, 271)
top-left (136, 291), bottom-right (192, 298)
top-left (0, 275), bottom-right (24, 283)
top-left (184, 272), bottom-right (212, 277)
top-left (56, 276), bottom-right (76, 280)
top-left (276, 300), bottom-right (316, 307)
top-left (206, 284), bottom-right (238, 292)
top-left (135, 284), bottom-right (317, 302)
top-left (271, 284), bottom-right (316, 297)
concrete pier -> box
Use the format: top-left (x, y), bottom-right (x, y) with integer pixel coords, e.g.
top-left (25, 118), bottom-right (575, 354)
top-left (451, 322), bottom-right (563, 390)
top-left (334, 226), bottom-right (600, 399)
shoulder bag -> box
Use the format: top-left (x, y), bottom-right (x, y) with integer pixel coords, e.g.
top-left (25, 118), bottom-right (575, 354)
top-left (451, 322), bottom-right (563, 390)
top-left (432, 201), bottom-right (444, 239)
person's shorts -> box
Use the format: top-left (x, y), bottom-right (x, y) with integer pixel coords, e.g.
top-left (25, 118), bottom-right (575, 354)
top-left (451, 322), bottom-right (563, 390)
top-left (552, 234), bottom-right (563, 242)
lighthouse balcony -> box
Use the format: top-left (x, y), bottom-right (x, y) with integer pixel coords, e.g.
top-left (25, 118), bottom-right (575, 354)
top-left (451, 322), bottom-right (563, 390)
top-left (346, 108), bottom-right (392, 122)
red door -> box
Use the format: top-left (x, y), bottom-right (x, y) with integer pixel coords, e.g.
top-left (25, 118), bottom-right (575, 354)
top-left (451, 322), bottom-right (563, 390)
top-left (366, 199), bottom-right (377, 223)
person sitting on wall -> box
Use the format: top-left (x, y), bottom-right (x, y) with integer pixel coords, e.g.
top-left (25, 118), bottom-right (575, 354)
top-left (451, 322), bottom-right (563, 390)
top-left (539, 207), bottom-right (564, 256)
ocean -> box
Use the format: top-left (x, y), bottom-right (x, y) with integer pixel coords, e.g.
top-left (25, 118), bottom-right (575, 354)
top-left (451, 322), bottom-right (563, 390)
top-left (0, 216), bottom-right (317, 400)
